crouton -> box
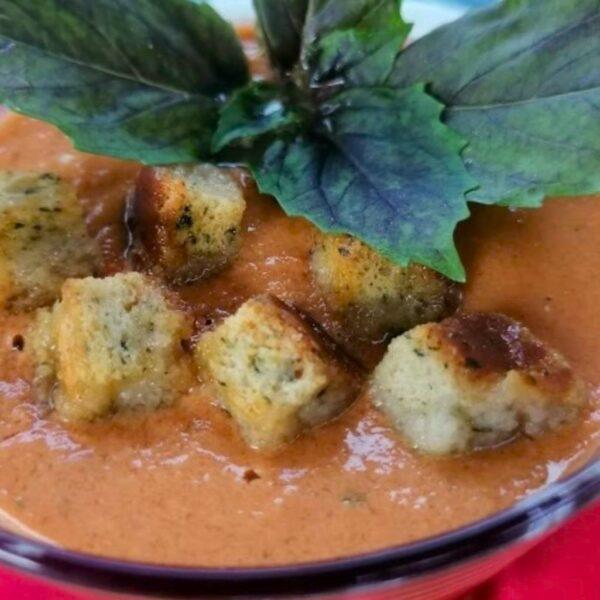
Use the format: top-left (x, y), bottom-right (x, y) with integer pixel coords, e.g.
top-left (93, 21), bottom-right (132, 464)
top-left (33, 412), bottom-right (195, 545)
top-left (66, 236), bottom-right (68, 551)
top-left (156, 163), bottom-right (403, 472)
top-left (131, 164), bottom-right (246, 283)
top-left (370, 313), bottom-right (587, 454)
top-left (311, 234), bottom-right (460, 339)
top-left (29, 273), bottom-right (193, 421)
top-left (194, 296), bottom-right (362, 450)
top-left (0, 171), bottom-right (97, 312)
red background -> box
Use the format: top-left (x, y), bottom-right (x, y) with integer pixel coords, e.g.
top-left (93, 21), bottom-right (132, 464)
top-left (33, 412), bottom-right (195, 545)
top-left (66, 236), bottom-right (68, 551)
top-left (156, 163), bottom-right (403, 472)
top-left (0, 504), bottom-right (598, 599)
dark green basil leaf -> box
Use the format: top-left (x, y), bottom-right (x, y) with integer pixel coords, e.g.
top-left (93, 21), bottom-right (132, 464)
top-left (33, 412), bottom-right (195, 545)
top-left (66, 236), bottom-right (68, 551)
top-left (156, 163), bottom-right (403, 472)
top-left (253, 0), bottom-right (309, 72)
top-left (390, 0), bottom-right (600, 206)
top-left (213, 82), bottom-right (301, 153)
top-left (0, 0), bottom-right (248, 164)
top-left (304, 0), bottom-right (411, 87)
top-left (252, 86), bottom-right (476, 281)
top-left (253, 0), bottom-right (410, 86)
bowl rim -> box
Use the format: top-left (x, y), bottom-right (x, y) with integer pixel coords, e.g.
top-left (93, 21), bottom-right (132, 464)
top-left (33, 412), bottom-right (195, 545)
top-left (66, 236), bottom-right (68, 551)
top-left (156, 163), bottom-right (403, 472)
top-left (0, 452), bottom-right (597, 597)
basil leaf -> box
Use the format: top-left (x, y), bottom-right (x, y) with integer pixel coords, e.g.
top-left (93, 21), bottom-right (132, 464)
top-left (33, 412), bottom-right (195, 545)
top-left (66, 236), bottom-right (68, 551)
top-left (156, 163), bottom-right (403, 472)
top-left (252, 86), bottom-right (476, 281)
top-left (304, 0), bottom-right (405, 40)
top-left (253, 0), bottom-right (308, 72)
top-left (390, 0), bottom-right (600, 206)
top-left (304, 0), bottom-right (411, 87)
top-left (253, 0), bottom-right (411, 86)
top-left (213, 82), bottom-right (301, 152)
top-left (0, 0), bottom-right (248, 164)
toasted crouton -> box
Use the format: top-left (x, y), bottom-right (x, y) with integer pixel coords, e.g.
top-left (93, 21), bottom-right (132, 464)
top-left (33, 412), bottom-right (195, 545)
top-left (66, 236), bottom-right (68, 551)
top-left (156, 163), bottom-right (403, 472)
top-left (194, 296), bottom-right (362, 450)
top-left (0, 171), bottom-right (98, 312)
top-left (131, 164), bottom-right (246, 283)
top-left (311, 234), bottom-right (459, 339)
top-left (370, 313), bottom-right (587, 454)
top-left (29, 273), bottom-right (193, 421)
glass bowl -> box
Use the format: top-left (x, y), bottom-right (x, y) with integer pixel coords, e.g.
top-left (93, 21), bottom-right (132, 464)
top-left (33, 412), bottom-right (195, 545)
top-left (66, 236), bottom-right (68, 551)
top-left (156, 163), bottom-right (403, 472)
top-left (0, 455), bottom-right (597, 598)
top-left (0, 1), bottom-right (598, 598)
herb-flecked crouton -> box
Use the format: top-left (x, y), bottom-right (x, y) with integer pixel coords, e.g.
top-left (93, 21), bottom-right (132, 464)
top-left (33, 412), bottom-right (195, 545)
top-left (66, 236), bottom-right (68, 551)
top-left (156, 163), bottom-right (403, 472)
top-left (30, 273), bottom-right (193, 421)
top-left (0, 171), bottom-right (97, 312)
top-left (195, 296), bottom-right (362, 450)
top-left (370, 312), bottom-right (587, 454)
top-left (131, 164), bottom-right (246, 283)
top-left (311, 234), bottom-right (460, 339)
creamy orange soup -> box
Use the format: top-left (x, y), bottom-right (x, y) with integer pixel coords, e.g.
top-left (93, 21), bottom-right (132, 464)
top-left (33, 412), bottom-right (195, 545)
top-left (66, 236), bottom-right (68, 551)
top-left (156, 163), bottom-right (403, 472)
top-left (0, 110), bottom-right (598, 567)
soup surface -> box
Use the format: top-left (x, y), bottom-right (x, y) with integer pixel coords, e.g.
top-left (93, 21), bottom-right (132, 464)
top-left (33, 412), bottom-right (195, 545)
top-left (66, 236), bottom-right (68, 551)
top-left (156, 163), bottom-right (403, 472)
top-left (0, 106), bottom-right (599, 566)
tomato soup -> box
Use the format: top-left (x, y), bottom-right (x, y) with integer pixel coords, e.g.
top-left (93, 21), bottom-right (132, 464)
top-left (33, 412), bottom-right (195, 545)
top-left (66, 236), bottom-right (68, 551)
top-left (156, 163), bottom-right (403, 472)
top-left (0, 111), bottom-right (598, 567)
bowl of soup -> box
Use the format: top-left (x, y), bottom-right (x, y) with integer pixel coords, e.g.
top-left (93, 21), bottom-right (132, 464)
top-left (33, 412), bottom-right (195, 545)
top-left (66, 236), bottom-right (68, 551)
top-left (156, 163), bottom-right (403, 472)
top-left (0, 0), bottom-right (598, 598)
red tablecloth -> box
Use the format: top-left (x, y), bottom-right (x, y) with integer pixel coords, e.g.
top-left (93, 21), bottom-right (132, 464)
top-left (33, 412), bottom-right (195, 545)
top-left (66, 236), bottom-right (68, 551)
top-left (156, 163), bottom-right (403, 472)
top-left (1, 505), bottom-right (599, 599)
